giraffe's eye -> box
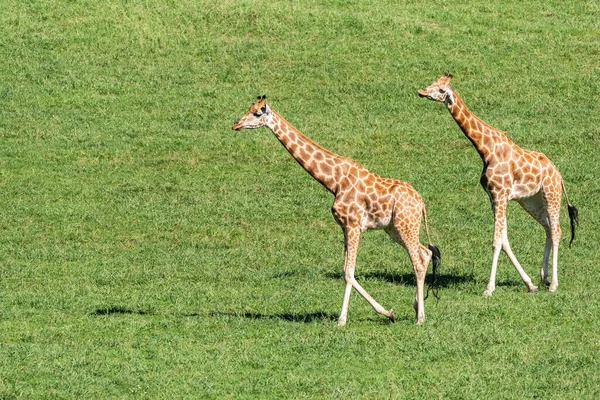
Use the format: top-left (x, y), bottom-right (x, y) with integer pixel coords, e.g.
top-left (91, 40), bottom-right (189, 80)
top-left (439, 88), bottom-right (445, 93)
top-left (253, 112), bottom-right (262, 117)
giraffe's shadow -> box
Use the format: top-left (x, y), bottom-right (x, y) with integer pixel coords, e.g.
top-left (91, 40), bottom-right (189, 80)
top-left (208, 310), bottom-right (338, 323)
top-left (90, 308), bottom-right (338, 323)
top-left (325, 271), bottom-right (473, 288)
top-left (496, 278), bottom-right (530, 288)
top-left (208, 310), bottom-right (409, 325)
top-left (90, 306), bottom-right (149, 316)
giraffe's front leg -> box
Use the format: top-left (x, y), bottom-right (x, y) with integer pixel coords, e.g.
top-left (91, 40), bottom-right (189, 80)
top-left (336, 227), bottom-right (394, 326)
top-left (483, 244), bottom-right (502, 297)
top-left (484, 196), bottom-right (537, 296)
top-left (337, 227), bottom-right (358, 327)
top-left (502, 229), bottom-right (538, 293)
top-left (483, 198), bottom-right (506, 297)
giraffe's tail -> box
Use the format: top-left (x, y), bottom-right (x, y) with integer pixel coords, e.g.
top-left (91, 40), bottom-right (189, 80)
top-left (561, 180), bottom-right (579, 248)
top-left (423, 206), bottom-right (441, 300)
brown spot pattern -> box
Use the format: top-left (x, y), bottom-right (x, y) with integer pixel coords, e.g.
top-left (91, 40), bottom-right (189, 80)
top-left (234, 105), bottom-right (438, 325)
top-left (425, 79), bottom-right (571, 295)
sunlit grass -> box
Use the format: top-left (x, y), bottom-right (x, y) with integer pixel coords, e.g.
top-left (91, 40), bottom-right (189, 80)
top-left (0, 0), bottom-right (598, 398)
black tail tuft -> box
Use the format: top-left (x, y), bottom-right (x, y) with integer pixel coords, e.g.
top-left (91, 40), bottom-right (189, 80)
top-left (425, 245), bottom-right (441, 300)
top-left (568, 204), bottom-right (579, 248)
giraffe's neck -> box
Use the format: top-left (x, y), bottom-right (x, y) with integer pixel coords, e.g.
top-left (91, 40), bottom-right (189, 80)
top-left (266, 110), bottom-right (342, 194)
top-left (446, 88), bottom-right (513, 162)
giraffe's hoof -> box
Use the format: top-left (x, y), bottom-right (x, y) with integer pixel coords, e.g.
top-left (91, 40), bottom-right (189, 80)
top-left (416, 317), bottom-right (425, 325)
top-left (549, 284), bottom-right (557, 293)
top-left (388, 309), bottom-right (395, 323)
top-left (337, 317), bottom-right (347, 327)
top-left (482, 289), bottom-right (494, 297)
top-left (528, 286), bottom-right (538, 293)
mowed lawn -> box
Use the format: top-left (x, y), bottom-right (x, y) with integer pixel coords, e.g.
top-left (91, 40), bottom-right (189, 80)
top-left (0, 0), bottom-right (599, 398)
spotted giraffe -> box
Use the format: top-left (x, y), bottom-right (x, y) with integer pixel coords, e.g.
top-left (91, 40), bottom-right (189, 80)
top-left (233, 95), bottom-right (441, 325)
top-left (418, 73), bottom-right (578, 296)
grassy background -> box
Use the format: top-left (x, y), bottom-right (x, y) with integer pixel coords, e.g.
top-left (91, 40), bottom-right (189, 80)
top-left (0, 0), bottom-right (599, 398)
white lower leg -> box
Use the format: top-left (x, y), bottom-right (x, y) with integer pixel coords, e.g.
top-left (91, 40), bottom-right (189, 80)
top-left (413, 248), bottom-right (428, 324)
top-left (484, 245), bottom-right (502, 296)
top-left (503, 239), bottom-right (537, 292)
top-left (351, 280), bottom-right (393, 319)
top-left (337, 228), bottom-right (360, 326)
top-left (337, 283), bottom-right (353, 326)
top-left (549, 245), bottom-right (559, 293)
top-left (415, 278), bottom-right (425, 324)
top-left (541, 237), bottom-right (551, 285)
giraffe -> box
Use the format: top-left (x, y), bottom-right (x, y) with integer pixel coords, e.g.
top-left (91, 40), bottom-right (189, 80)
top-left (232, 95), bottom-right (441, 325)
top-left (418, 73), bottom-right (578, 296)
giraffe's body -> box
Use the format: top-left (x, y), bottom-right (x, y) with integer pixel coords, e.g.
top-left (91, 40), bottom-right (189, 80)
top-left (233, 96), bottom-right (440, 325)
top-left (419, 73), bottom-right (577, 296)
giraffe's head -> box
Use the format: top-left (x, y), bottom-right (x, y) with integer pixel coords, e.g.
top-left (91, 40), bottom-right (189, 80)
top-left (232, 95), bottom-right (272, 131)
top-left (418, 72), bottom-right (454, 104)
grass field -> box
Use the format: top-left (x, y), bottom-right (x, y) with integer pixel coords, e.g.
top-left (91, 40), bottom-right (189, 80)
top-left (1, 0), bottom-right (599, 398)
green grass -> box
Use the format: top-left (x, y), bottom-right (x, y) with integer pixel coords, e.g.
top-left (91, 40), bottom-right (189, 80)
top-left (1, 0), bottom-right (599, 398)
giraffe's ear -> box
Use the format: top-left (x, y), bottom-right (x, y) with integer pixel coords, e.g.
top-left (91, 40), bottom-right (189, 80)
top-left (448, 73), bottom-right (453, 79)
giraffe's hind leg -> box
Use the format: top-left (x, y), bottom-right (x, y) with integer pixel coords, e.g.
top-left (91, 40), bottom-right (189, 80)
top-left (386, 208), bottom-right (430, 325)
top-left (545, 190), bottom-right (563, 293)
top-left (518, 192), bottom-right (553, 287)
